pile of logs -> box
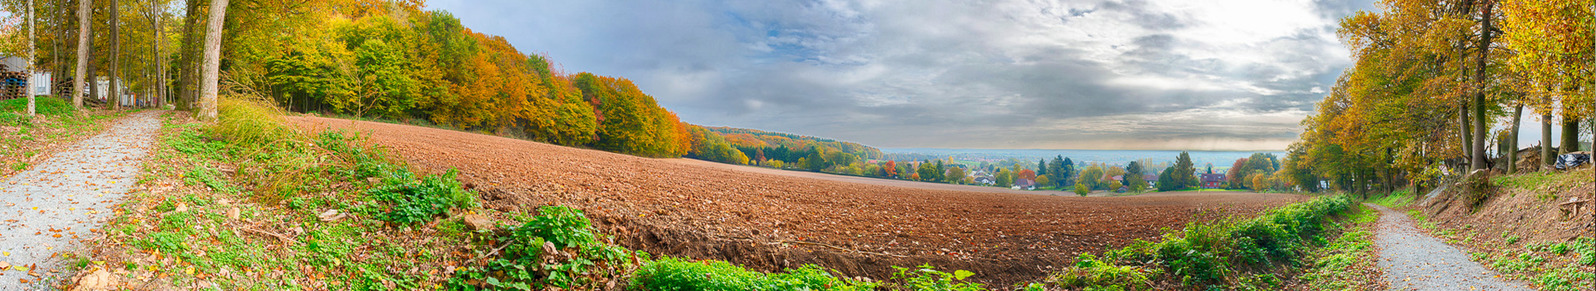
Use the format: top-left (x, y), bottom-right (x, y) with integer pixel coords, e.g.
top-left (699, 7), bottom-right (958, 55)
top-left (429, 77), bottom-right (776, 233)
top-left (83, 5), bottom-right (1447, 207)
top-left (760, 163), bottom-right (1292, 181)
top-left (0, 64), bottom-right (28, 100)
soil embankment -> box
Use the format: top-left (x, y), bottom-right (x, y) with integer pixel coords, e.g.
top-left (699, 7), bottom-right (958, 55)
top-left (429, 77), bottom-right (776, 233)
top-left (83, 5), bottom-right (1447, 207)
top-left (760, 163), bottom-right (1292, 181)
top-left (288, 116), bottom-right (1308, 285)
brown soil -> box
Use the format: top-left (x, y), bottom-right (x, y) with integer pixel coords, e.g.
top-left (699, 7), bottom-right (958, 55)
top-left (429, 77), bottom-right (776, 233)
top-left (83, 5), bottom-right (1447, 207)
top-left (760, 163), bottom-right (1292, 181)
top-left (1421, 169), bottom-right (1594, 247)
top-left (287, 116), bottom-right (1309, 286)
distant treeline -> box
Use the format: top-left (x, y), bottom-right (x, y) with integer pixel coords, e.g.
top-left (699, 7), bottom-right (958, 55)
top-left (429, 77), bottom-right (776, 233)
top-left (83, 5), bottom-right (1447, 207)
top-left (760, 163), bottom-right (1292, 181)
top-left (675, 126), bottom-right (886, 171)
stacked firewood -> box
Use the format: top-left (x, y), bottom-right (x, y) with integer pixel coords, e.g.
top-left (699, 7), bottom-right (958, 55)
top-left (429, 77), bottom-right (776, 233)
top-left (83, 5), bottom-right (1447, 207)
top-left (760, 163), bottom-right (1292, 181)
top-left (0, 64), bottom-right (28, 100)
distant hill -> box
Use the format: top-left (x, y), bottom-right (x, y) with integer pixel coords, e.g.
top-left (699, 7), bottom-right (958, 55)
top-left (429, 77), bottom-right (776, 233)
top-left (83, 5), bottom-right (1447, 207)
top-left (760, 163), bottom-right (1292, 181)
top-left (704, 126), bottom-right (883, 160)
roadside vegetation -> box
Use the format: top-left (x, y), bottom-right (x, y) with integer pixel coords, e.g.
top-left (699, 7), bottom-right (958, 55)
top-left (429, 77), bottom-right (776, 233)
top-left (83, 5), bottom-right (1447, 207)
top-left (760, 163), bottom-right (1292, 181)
top-left (0, 96), bottom-right (123, 177)
top-left (1038, 195), bottom-right (1359, 290)
top-left (1287, 203), bottom-right (1384, 290)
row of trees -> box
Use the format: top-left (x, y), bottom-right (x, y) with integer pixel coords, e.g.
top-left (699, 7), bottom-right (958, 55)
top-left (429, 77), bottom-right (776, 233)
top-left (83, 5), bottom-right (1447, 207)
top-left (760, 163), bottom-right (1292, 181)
top-left (4, 0), bottom-right (224, 117)
top-left (5, 0), bottom-right (730, 159)
top-left (1291, 0), bottom-right (1592, 194)
top-left (257, 7), bottom-right (695, 157)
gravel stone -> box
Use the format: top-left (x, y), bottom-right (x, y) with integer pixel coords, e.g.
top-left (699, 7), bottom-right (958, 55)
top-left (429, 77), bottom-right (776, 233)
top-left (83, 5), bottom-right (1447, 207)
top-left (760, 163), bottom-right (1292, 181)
top-left (0, 111), bottom-right (160, 289)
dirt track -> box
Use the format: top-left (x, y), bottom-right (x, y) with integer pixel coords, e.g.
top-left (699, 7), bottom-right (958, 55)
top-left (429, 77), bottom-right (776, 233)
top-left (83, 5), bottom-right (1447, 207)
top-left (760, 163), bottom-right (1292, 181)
top-left (288, 116), bottom-right (1309, 285)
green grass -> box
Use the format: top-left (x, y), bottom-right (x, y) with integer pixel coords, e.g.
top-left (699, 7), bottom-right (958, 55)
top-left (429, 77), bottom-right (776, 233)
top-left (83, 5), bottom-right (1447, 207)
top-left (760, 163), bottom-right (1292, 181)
top-left (1294, 205), bottom-right (1380, 290)
top-left (1477, 238), bottom-right (1596, 290)
top-left (0, 96), bottom-right (76, 116)
top-left (1046, 195), bottom-right (1356, 290)
top-left (1490, 170), bottom-right (1592, 201)
top-left (1366, 189), bottom-right (1416, 208)
top-left (631, 258), bottom-right (875, 290)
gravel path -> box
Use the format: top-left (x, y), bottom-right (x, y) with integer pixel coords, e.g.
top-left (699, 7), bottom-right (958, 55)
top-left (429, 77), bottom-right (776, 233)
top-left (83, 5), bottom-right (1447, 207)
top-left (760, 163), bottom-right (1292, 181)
top-left (0, 111), bottom-right (161, 289)
top-left (1369, 203), bottom-right (1532, 291)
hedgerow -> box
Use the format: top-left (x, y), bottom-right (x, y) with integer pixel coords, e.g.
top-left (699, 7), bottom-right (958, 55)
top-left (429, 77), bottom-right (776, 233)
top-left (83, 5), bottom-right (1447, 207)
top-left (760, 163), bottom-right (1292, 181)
top-left (1049, 195), bottom-right (1354, 289)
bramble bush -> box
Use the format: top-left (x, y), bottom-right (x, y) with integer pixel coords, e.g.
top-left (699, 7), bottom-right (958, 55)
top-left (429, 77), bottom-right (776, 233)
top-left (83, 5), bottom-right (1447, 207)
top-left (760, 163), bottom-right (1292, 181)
top-left (366, 168), bottom-right (477, 225)
top-left (449, 206), bottom-right (636, 290)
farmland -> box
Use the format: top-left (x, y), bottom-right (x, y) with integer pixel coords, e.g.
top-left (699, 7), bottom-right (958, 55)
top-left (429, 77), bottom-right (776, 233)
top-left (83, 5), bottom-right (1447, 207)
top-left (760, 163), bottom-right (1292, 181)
top-left (289, 116), bottom-right (1308, 284)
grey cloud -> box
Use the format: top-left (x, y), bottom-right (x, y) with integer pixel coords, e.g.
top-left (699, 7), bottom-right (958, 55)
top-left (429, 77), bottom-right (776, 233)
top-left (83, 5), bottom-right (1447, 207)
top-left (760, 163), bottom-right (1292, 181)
top-left (427, 0), bottom-right (1367, 150)
top-left (1098, 0), bottom-right (1189, 29)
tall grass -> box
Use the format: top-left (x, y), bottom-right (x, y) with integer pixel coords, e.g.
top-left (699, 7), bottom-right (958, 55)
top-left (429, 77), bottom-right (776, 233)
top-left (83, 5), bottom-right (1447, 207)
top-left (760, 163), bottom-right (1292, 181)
top-left (209, 96), bottom-right (320, 200)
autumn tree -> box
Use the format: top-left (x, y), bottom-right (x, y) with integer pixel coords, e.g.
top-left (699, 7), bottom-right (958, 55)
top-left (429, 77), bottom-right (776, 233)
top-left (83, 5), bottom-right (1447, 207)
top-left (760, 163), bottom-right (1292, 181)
top-left (1017, 169), bottom-right (1037, 181)
top-left (947, 167), bottom-right (967, 185)
top-left (574, 73), bottom-right (688, 158)
top-left (1499, 0), bottom-right (1593, 157)
top-left (883, 160), bottom-right (898, 178)
top-left (1079, 165), bottom-right (1104, 190)
top-left (995, 169), bottom-right (1014, 188)
top-left (686, 126), bottom-right (750, 165)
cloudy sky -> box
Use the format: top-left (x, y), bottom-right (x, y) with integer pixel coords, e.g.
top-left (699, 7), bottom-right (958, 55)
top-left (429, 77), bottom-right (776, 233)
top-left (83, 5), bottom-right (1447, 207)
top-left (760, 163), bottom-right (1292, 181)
top-left (428, 0), bottom-right (1379, 151)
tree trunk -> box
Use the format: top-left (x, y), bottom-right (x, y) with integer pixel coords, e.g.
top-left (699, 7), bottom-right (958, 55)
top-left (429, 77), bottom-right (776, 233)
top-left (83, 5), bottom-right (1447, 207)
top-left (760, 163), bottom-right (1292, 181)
top-left (72, 0), bottom-right (92, 109)
top-left (1507, 104), bottom-right (1522, 174)
top-left (1542, 113), bottom-right (1555, 166)
top-left (51, 0), bottom-right (62, 98)
top-left (196, 0), bottom-right (226, 121)
top-left (27, 0), bottom-right (35, 117)
top-left (1561, 119), bottom-right (1580, 154)
top-left (176, 0), bottom-right (204, 110)
top-left (88, 55), bottom-right (97, 104)
top-left (1469, 0), bottom-right (1494, 171)
top-left (153, 0), bottom-right (164, 107)
top-left (1461, 100), bottom-right (1473, 163)
top-left (108, 0), bottom-right (119, 110)
top-left (1455, 0), bottom-right (1475, 165)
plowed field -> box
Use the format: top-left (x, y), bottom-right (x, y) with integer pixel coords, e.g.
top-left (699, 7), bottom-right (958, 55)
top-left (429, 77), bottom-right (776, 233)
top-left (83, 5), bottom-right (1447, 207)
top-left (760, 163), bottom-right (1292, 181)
top-left (288, 116), bottom-right (1308, 285)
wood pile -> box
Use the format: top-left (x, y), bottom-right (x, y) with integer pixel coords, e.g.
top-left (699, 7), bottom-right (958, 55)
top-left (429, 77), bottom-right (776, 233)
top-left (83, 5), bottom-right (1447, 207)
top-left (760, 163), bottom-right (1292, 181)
top-left (0, 64), bottom-right (29, 100)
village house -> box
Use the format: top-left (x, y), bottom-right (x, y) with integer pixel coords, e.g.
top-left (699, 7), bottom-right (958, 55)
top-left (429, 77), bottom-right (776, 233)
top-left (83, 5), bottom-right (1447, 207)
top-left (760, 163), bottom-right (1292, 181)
top-left (1201, 173), bottom-right (1226, 189)
top-left (1012, 178), bottom-right (1035, 190)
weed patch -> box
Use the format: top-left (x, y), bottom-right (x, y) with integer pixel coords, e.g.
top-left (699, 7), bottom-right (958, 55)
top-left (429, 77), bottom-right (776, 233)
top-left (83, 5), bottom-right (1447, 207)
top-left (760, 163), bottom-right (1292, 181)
top-left (1478, 238), bottom-right (1596, 290)
top-left (449, 206), bottom-right (634, 289)
top-left (366, 169), bottom-right (477, 225)
top-left (629, 258), bottom-right (874, 291)
top-left (1292, 205), bottom-right (1381, 290)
